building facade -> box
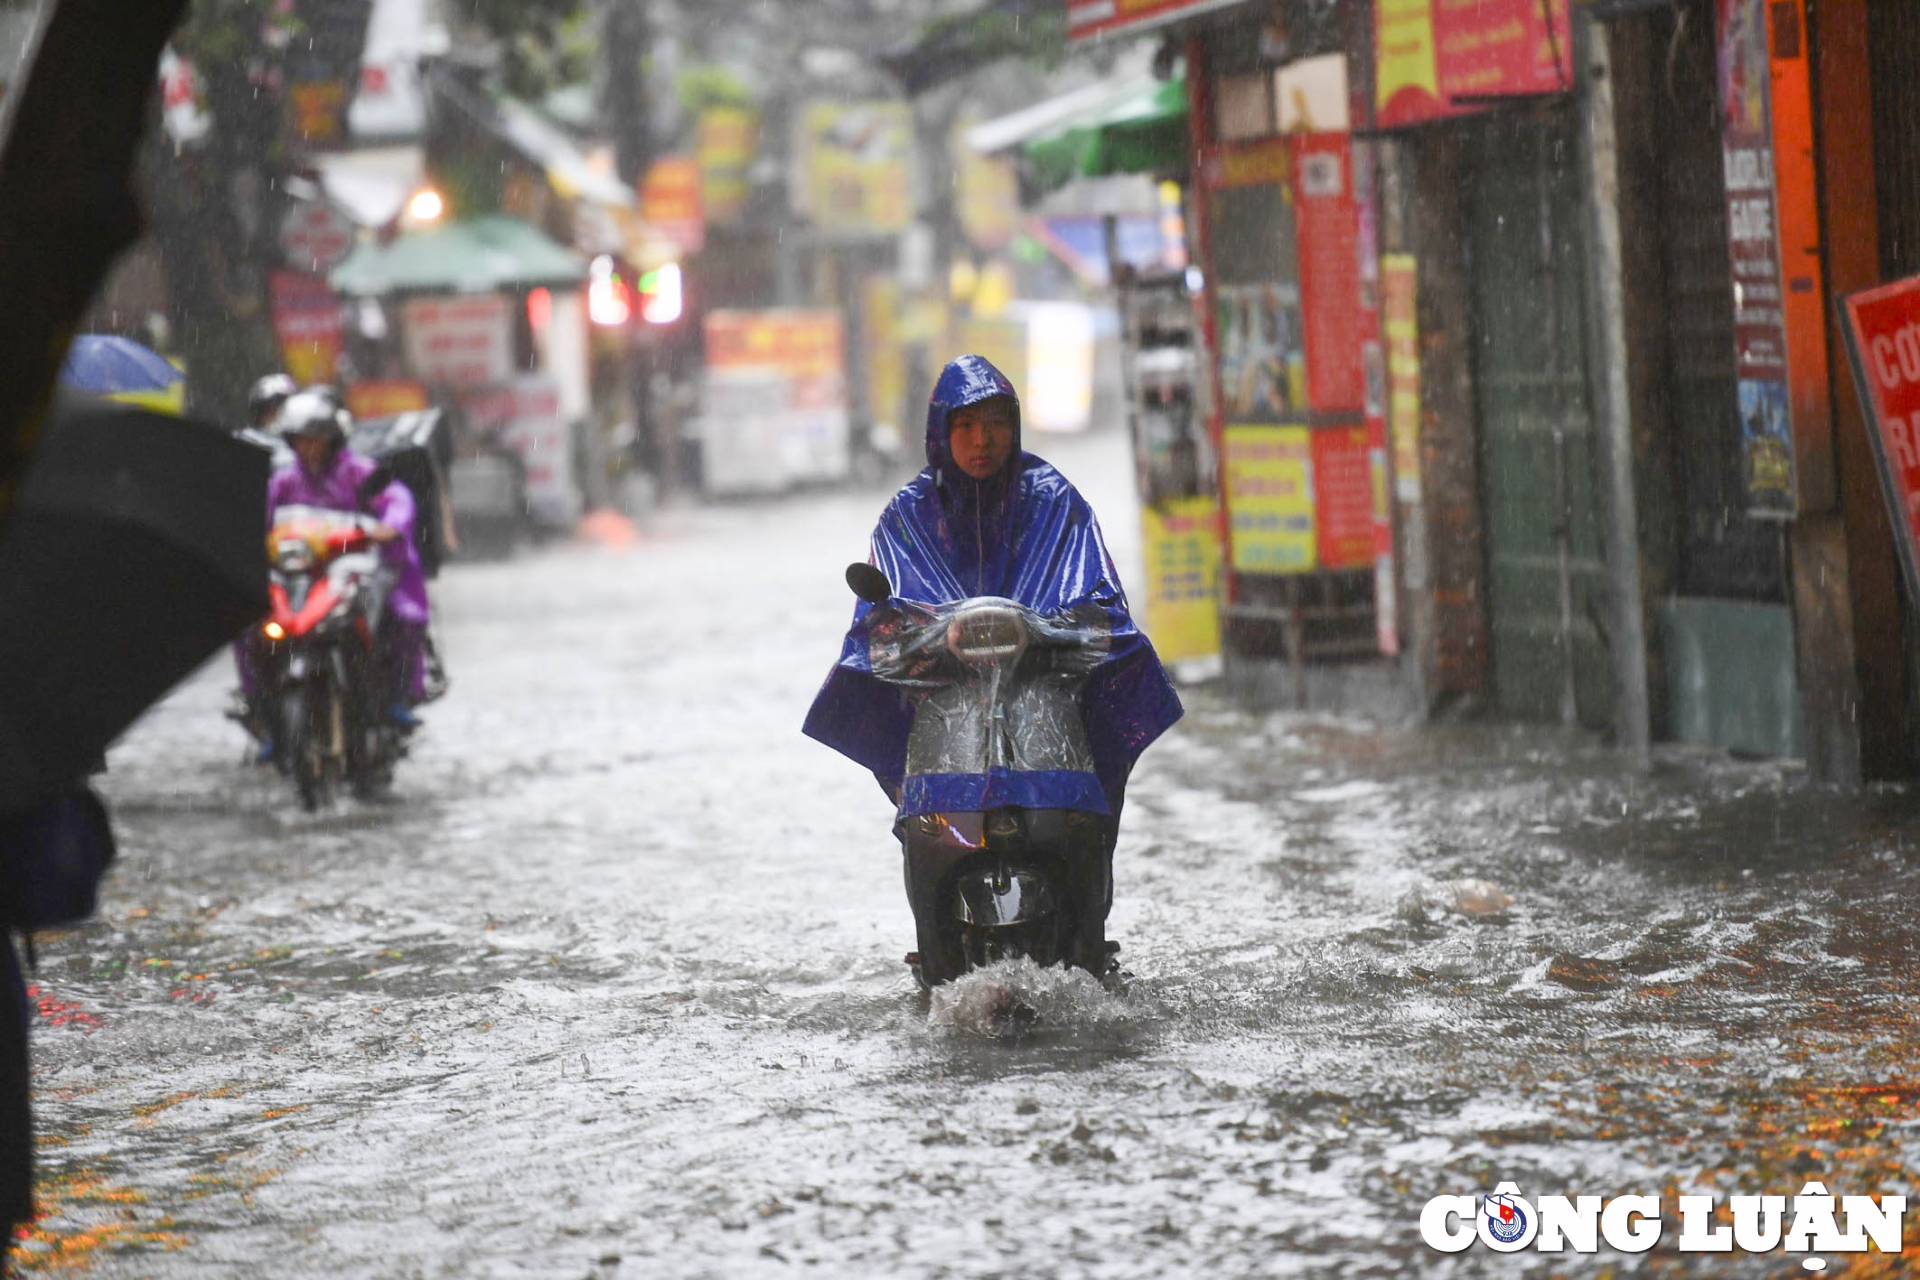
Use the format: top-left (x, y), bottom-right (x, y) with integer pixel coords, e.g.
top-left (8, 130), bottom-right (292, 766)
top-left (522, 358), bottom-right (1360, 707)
top-left (1067, 0), bottom-right (1920, 782)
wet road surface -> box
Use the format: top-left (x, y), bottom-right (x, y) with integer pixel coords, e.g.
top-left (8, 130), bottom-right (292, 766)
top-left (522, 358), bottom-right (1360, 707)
top-left (23, 428), bottom-right (1920, 1277)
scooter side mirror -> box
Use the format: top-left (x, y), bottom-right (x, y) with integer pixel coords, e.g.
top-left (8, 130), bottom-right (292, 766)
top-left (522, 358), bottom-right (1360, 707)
top-left (846, 562), bottom-right (893, 604)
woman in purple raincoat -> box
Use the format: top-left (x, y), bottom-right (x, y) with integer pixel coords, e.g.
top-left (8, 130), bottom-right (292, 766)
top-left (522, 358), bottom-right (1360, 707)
top-left (263, 389), bottom-right (432, 726)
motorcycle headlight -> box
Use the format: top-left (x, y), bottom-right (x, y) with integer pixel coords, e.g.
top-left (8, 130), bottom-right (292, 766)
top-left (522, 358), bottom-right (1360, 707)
top-left (276, 542), bottom-right (315, 574)
top-left (947, 605), bottom-right (1028, 666)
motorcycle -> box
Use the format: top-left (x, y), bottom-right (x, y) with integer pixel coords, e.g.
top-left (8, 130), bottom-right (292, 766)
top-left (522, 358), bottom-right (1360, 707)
top-left (256, 504), bottom-right (408, 809)
top-left (846, 563), bottom-right (1122, 989)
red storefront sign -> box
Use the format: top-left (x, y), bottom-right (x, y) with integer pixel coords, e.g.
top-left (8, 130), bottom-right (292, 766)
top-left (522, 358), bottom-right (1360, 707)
top-left (1310, 426), bottom-right (1374, 570)
top-left (1374, 0), bottom-right (1573, 129)
top-left (1839, 276), bottom-right (1920, 607)
top-left (1067, 0), bottom-right (1242, 42)
top-left (1293, 133), bottom-right (1365, 414)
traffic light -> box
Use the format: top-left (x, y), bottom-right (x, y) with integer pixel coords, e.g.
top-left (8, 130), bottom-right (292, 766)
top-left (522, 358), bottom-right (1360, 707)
top-left (638, 261), bottom-right (682, 325)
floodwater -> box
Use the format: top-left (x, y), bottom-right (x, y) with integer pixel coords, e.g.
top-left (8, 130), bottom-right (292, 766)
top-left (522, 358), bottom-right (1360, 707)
top-left (22, 428), bottom-right (1920, 1277)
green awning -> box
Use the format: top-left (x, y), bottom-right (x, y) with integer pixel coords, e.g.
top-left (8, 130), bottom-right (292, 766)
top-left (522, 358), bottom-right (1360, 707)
top-left (1021, 76), bottom-right (1188, 193)
top-left (330, 215), bottom-right (586, 296)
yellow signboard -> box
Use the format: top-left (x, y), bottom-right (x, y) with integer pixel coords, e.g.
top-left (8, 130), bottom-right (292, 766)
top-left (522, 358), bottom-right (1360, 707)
top-left (1374, 0), bottom-right (1440, 125)
top-left (955, 123), bottom-right (1019, 250)
top-left (1224, 424), bottom-right (1316, 573)
top-left (798, 102), bottom-right (913, 236)
top-left (1142, 497), bottom-right (1222, 664)
top-left (1381, 253), bottom-right (1421, 500)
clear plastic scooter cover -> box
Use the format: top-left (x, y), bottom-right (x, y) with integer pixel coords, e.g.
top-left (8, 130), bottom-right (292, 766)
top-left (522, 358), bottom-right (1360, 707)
top-left (866, 597), bottom-right (1111, 782)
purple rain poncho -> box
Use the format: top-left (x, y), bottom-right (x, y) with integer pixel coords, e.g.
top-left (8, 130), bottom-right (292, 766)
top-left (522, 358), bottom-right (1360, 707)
top-left (803, 354), bottom-right (1182, 816)
top-left (266, 447), bottom-right (430, 700)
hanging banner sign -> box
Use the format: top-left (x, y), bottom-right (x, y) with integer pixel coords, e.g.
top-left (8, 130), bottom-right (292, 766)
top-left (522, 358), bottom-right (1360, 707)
top-left (1838, 275), bottom-right (1920, 609)
top-left (1223, 424), bottom-right (1315, 574)
top-left (1293, 134), bottom-right (1365, 414)
top-left (1716, 0), bottom-right (1796, 516)
top-left (1141, 496), bottom-right (1223, 665)
top-left (1067, 0), bottom-right (1242, 43)
top-left (1374, 0), bottom-right (1573, 129)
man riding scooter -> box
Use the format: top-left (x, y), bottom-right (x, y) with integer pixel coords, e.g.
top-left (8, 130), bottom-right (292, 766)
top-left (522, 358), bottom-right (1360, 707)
top-left (236, 389), bottom-right (434, 756)
top-left (804, 354), bottom-right (1182, 983)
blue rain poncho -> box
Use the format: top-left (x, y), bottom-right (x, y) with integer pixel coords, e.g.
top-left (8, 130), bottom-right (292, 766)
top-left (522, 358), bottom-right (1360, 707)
top-left (804, 354), bottom-right (1181, 815)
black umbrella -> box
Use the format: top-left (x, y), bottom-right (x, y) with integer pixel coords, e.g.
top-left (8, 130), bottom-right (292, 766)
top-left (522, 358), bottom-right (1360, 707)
top-left (0, 397), bottom-right (270, 807)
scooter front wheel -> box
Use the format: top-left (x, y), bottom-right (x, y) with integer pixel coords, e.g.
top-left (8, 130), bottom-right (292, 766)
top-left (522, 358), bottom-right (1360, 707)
top-left (281, 685), bottom-right (332, 811)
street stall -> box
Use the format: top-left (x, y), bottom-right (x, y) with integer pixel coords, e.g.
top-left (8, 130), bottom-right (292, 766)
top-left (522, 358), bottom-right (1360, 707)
top-left (329, 214), bottom-right (588, 547)
top-left (699, 308), bottom-right (850, 496)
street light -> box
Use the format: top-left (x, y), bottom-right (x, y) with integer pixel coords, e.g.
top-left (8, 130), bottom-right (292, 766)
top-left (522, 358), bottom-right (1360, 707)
top-left (405, 187), bottom-right (445, 223)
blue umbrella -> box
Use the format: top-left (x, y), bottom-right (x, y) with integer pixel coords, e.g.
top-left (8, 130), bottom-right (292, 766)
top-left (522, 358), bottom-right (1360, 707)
top-left (58, 334), bottom-right (184, 412)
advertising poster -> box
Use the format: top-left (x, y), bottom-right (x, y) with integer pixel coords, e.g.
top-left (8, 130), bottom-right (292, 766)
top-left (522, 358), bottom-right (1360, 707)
top-left (402, 294), bottom-right (512, 388)
top-left (1310, 426), bottom-right (1374, 570)
top-left (702, 309), bottom-right (850, 493)
top-left (697, 107), bottom-right (757, 226)
top-left (1716, 0), bottom-right (1795, 515)
top-left (1216, 284), bottom-right (1305, 423)
top-left (1374, 0), bottom-right (1573, 129)
top-left (640, 155), bottom-right (705, 255)
top-left (1141, 496), bottom-right (1222, 665)
top-left (1292, 134), bottom-right (1365, 414)
top-left (1839, 276), bottom-right (1920, 607)
top-left (1381, 254), bottom-right (1422, 500)
top-left (1223, 424), bottom-right (1315, 574)
top-left (267, 270), bottom-right (343, 388)
top-left (796, 102), bottom-right (912, 236)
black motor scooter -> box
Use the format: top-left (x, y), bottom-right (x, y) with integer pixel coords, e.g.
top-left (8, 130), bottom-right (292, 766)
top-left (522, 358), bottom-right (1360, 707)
top-left (846, 563), bottom-right (1121, 988)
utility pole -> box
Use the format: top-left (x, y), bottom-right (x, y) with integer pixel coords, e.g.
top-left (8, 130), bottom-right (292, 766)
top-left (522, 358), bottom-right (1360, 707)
top-left (1575, 10), bottom-right (1652, 760)
top-left (602, 0), bottom-right (677, 497)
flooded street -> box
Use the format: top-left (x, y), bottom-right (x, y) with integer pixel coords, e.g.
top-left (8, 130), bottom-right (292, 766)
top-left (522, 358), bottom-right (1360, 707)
top-left (22, 427), bottom-right (1920, 1278)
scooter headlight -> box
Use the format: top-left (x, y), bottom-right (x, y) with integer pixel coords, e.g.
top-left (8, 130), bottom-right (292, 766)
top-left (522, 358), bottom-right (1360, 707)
top-left (276, 542), bottom-right (315, 574)
top-left (947, 604), bottom-right (1028, 667)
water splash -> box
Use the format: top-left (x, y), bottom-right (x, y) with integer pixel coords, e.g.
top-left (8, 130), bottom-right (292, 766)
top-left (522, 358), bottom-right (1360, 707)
top-left (926, 958), bottom-right (1143, 1038)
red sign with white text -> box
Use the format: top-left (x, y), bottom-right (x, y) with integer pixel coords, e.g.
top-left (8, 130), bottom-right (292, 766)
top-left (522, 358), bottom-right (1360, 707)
top-left (1374, 0), bottom-right (1573, 129)
top-left (1311, 426), bottom-right (1375, 570)
top-left (1840, 276), bottom-right (1920, 606)
top-left (1293, 134), bottom-right (1365, 414)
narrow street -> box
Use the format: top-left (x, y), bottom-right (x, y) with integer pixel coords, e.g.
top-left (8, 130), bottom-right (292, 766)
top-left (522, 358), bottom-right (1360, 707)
top-left (22, 426), bottom-right (1920, 1278)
